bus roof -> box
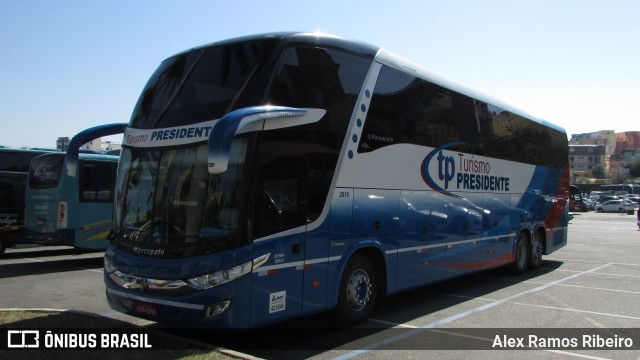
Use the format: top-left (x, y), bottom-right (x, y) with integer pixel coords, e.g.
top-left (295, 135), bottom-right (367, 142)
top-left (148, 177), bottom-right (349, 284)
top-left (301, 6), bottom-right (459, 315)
top-left (33, 152), bottom-right (119, 162)
top-left (78, 153), bottom-right (120, 162)
top-left (176, 32), bottom-right (566, 136)
top-left (0, 147), bottom-right (60, 154)
top-left (180, 32), bottom-right (380, 60)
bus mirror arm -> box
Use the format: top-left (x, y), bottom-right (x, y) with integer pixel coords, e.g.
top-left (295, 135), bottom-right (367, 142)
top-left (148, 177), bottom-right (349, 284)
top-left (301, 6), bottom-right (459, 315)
top-left (66, 123), bottom-right (128, 177)
top-left (208, 106), bottom-right (322, 175)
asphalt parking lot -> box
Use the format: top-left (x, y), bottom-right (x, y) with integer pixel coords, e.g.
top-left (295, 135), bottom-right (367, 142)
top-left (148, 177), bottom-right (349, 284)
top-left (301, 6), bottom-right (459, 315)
top-left (1, 211), bottom-right (640, 359)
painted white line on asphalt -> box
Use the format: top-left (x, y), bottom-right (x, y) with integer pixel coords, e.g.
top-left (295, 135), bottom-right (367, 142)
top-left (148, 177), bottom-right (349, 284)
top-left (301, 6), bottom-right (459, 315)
top-left (0, 273), bottom-right (101, 288)
top-left (332, 263), bottom-right (611, 360)
top-left (508, 301), bottom-right (640, 321)
top-left (545, 258), bottom-right (640, 267)
top-left (514, 280), bottom-right (640, 295)
top-left (361, 325), bottom-right (612, 360)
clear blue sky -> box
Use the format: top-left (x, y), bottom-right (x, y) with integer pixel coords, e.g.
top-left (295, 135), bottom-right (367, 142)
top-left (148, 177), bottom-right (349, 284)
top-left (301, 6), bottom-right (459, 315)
top-left (1, 0), bottom-right (638, 148)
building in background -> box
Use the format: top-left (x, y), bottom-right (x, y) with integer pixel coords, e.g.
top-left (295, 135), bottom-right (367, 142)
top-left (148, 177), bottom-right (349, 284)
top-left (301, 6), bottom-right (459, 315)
top-left (569, 145), bottom-right (606, 183)
top-left (56, 137), bottom-right (70, 152)
top-left (56, 136), bottom-right (121, 153)
top-left (570, 130), bottom-right (640, 184)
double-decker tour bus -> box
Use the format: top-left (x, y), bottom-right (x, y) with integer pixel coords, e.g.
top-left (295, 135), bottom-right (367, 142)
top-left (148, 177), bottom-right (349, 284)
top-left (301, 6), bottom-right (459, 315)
top-left (25, 124), bottom-right (126, 250)
top-left (104, 32), bottom-right (569, 329)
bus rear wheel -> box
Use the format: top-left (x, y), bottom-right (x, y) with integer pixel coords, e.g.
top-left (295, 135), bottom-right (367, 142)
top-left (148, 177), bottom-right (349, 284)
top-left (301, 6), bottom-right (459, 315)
top-left (529, 231), bottom-right (543, 270)
top-left (335, 253), bottom-right (378, 325)
top-left (511, 233), bottom-right (530, 275)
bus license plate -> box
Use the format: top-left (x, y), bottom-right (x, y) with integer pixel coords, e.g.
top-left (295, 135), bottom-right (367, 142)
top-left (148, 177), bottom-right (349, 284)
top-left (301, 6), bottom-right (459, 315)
top-left (133, 301), bottom-right (157, 317)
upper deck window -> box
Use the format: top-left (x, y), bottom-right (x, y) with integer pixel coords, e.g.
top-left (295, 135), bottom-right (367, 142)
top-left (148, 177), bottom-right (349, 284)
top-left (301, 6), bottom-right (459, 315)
top-left (130, 40), bottom-right (276, 129)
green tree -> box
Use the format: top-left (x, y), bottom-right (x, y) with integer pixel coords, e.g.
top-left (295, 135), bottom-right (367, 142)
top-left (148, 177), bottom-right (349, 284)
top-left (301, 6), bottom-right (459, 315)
top-left (630, 160), bottom-right (640, 178)
top-left (608, 162), bottom-right (626, 184)
top-left (592, 165), bottom-right (606, 179)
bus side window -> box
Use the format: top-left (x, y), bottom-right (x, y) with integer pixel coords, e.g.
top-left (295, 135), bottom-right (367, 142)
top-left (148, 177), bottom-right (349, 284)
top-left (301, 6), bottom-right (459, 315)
top-left (0, 179), bottom-right (17, 210)
top-left (361, 65), bottom-right (482, 154)
top-left (255, 155), bottom-right (307, 237)
top-left (80, 162), bottom-right (115, 202)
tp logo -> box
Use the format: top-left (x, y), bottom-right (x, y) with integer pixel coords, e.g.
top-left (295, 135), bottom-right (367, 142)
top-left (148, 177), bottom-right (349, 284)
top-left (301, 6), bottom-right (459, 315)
top-left (421, 141), bottom-right (465, 198)
top-left (7, 330), bottom-right (39, 348)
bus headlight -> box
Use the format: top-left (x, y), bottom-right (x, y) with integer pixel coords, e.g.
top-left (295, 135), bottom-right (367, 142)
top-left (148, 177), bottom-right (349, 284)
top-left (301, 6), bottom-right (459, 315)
top-left (186, 260), bottom-right (253, 290)
top-left (104, 255), bottom-right (116, 274)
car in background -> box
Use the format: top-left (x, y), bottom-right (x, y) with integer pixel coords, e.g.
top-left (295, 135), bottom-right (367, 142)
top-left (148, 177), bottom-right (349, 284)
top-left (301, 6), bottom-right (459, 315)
top-left (596, 199), bottom-right (636, 213)
top-left (582, 198), bottom-right (595, 210)
top-left (625, 196), bottom-right (640, 205)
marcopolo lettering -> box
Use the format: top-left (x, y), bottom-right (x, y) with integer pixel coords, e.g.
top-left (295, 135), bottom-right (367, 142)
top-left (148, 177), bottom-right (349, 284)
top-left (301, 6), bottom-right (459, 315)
top-left (133, 247), bottom-right (165, 256)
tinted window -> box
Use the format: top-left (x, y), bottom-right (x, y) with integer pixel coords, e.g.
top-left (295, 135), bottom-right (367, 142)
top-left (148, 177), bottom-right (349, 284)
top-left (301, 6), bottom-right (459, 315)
top-left (267, 46), bottom-right (371, 127)
top-left (0, 150), bottom-right (50, 172)
top-left (79, 161), bottom-right (118, 202)
top-left (130, 40), bottom-right (276, 129)
top-left (361, 66), bottom-right (481, 154)
top-left (483, 105), bottom-right (568, 168)
top-left (28, 154), bottom-right (64, 189)
top-left (254, 47), bottom-right (371, 237)
top-left (360, 65), bottom-right (567, 168)
top-left (0, 179), bottom-right (17, 209)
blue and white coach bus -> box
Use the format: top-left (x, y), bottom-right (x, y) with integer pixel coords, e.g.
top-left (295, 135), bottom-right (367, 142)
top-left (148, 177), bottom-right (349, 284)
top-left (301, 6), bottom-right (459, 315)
top-left (104, 32), bottom-right (569, 329)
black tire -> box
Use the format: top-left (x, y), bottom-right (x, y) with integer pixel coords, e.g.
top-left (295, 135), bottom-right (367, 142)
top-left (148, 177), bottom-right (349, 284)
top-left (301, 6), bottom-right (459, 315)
top-left (511, 233), bottom-right (530, 275)
top-left (334, 253), bottom-right (378, 325)
top-left (618, 208), bottom-right (624, 213)
top-left (597, 208), bottom-right (603, 213)
top-left (529, 231), bottom-right (543, 270)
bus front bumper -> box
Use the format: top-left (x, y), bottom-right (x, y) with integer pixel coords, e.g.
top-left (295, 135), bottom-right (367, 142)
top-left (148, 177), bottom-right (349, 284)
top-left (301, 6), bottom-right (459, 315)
top-left (104, 272), bottom-right (252, 330)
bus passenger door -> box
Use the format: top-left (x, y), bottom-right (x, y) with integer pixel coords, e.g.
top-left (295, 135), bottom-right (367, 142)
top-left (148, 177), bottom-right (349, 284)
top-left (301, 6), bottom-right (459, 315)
top-left (249, 155), bottom-right (307, 328)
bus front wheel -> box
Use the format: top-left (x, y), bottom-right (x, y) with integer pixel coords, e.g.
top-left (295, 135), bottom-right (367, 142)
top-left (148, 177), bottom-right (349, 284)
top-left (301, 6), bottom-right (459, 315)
top-left (512, 233), bottom-right (530, 275)
top-left (335, 253), bottom-right (378, 325)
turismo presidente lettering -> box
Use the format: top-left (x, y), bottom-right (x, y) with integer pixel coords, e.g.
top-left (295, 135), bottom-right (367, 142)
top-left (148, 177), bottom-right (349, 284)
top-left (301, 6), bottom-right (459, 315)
top-left (422, 142), bottom-right (510, 196)
top-left (150, 125), bottom-right (213, 141)
top-left (125, 124), bottom-right (214, 145)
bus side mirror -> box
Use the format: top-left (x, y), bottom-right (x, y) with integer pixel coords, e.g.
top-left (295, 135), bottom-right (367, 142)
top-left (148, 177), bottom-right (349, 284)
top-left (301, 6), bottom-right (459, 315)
top-left (66, 123), bottom-right (127, 177)
top-left (207, 106), bottom-right (325, 174)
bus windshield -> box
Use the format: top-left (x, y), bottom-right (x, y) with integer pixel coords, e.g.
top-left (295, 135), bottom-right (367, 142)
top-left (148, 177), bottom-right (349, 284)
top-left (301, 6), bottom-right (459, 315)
top-left (28, 153), bottom-right (65, 189)
top-left (113, 139), bottom-right (247, 255)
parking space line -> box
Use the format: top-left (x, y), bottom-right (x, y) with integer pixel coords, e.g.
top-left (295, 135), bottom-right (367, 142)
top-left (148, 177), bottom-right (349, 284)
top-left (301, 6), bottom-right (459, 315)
top-left (516, 280), bottom-right (640, 295)
top-left (508, 301), bottom-right (640, 321)
top-left (368, 318), bottom-right (419, 328)
top-left (333, 263), bottom-right (611, 360)
top-left (546, 258), bottom-right (640, 267)
top-left (360, 326), bottom-right (612, 360)
top-left (0, 273), bottom-right (102, 288)
top-left (545, 350), bottom-right (611, 360)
